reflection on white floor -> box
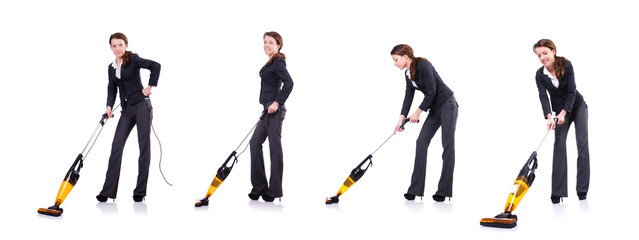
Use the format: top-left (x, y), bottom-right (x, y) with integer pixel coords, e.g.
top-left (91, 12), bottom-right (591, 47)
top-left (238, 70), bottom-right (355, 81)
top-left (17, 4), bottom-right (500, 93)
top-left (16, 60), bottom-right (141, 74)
top-left (20, 183), bottom-right (631, 240)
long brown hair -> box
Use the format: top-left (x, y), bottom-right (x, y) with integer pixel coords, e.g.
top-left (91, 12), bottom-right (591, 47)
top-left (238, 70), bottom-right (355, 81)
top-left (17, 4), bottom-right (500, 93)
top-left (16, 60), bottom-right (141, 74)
top-left (533, 39), bottom-right (568, 80)
top-left (109, 32), bottom-right (133, 66)
top-left (264, 31), bottom-right (286, 64)
top-left (390, 44), bottom-right (430, 81)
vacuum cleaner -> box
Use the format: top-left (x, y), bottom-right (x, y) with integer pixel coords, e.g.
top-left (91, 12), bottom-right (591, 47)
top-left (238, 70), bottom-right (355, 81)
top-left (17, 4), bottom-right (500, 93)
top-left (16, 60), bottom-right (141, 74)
top-left (479, 127), bottom-right (552, 228)
top-left (195, 111), bottom-right (267, 207)
top-left (326, 118), bottom-right (414, 204)
top-left (38, 112), bottom-right (114, 217)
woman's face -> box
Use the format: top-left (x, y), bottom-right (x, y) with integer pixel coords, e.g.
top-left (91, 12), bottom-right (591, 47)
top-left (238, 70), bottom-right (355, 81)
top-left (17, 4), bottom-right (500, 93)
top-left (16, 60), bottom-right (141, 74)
top-left (534, 46), bottom-right (556, 69)
top-left (391, 54), bottom-right (410, 70)
top-left (110, 38), bottom-right (127, 59)
top-left (264, 35), bottom-right (280, 57)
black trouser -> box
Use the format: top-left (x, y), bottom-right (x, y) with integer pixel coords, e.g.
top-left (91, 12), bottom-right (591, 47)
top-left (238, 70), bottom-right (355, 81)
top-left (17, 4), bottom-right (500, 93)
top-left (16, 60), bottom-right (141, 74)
top-left (249, 102), bottom-right (286, 198)
top-left (407, 95), bottom-right (458, 197)
top-left (552, 102), bottom-right (589, 197)
top-left (99, 98), bottom-right (153, 198)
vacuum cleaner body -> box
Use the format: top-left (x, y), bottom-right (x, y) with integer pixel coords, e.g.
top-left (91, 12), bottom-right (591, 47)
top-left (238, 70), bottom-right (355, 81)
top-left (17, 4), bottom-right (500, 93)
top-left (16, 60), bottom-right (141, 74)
top-left (480, 151), bottom-right (538, 228)
top-left (195, 151), bottom-right (238, 207)
top-left (38, 154), bottom-right (84, 216)
top-left (326, 154), bottom-right (373, 204)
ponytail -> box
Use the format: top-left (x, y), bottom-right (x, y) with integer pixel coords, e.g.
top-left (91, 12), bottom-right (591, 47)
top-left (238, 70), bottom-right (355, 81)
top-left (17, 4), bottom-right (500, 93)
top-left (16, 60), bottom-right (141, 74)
top-left (122, 51), bottom-right (132, 66)
top-left (408, 57), bottom-right (430, 81)
top-left (554, 56), bottom-right (567, 80)
top-left (269, 52), bottom-right (286, 64)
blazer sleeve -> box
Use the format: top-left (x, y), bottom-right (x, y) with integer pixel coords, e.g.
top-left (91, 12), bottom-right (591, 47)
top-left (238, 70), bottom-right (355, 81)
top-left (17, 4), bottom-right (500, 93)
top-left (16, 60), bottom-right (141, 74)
top-left (106, 65), bottom-right (117, 108)
top-left (273, 58), bottom-right (294, 105)
top-left (561, 61), bottom-right (577, 114)
top-left (400, 78), bottom-right (415, 117)
top-left (417, 61), bottom-right (437, 112)
top-left (131, 54), bottom-right (161, 87)
top-left (535, 71), bottom-right (552, 119)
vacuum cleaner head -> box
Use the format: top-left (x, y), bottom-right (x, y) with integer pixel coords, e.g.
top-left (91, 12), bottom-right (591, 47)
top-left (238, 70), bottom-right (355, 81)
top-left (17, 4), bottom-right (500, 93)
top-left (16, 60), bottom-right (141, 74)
top-left (480, 213), bottom-right (518, 228)
top-left (38, 205), bottom-right (63, 217)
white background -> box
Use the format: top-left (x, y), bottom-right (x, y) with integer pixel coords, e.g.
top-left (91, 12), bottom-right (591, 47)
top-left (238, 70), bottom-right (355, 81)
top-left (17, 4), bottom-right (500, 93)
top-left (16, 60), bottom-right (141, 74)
top-left (1, 0), bottom-right (637, 239)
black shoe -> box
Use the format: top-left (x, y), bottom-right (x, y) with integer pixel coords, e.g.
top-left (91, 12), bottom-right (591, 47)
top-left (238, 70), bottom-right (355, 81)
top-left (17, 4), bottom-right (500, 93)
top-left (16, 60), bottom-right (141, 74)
top-left (96, 195), bottom-right (108, 202)
top-left (262, 194), bottom-right (275, 202)
top-left (432, 194), bottom-right (446, 202)
top-left (577, 192), bottom-right (587, 200)
top-left (133, 195), bottom-right (145, 202)
top-left (550, 195), bottom-right (562, 204)
top-left (404, 193), bottom-right (415, 201)
top-left (248, 193), bottom-right (260, 200)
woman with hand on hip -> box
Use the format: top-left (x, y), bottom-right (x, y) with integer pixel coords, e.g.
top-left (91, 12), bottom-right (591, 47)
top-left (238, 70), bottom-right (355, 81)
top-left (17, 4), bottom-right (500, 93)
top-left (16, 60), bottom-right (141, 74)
top-left (391, 44), bottom-right (458, 202)
top-left (248, 31), bottom-right (294, 202)
top-left (96, 32), bottom-right (160, 203)
top-left (533, 39), bottom-right (589, 203)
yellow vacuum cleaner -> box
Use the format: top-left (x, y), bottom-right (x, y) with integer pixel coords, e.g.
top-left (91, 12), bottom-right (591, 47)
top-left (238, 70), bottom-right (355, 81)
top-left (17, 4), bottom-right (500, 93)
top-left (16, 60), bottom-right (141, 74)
top-left (480, 128), bottom-right (552, 228)
top-left (326, 119), bottom-right (414, 204)
top-left (195, 111), bottom-right (266, 207)
top-left (38, 112), bottom-right (114, 217)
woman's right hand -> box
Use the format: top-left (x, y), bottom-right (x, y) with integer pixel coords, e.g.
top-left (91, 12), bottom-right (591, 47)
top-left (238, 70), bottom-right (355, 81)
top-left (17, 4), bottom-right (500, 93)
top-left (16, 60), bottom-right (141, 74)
top-left (395, 116), bottom-right (406, 133)
top-left (105, 106), bottom-right (113, 119)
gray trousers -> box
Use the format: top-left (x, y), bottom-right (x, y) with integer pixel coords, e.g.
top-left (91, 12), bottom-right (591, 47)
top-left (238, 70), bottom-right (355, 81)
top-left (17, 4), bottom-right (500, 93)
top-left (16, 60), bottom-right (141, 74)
top-left (407, 95), bottom-right (458, 197)
top-left (552, 102), bottom-right (590, 197)
top-left (249, 103), bottom-right (286, 198)
top-left (99, 99), bottom-right (153, 198)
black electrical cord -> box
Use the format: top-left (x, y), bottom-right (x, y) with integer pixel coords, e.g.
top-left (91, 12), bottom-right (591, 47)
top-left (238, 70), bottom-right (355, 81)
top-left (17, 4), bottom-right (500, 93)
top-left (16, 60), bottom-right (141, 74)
top-left (152, 122), bottom-right (172, 186)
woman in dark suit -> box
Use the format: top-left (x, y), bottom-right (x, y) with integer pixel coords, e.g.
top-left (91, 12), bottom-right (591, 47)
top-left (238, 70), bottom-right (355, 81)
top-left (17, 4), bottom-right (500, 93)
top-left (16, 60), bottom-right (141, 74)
top-left (533, 39), bottom-right (589, 203)
top-left (248, 31), bottom-right (294, 202)
top-left (391, 44), bottom-right (458, 202)
top-left (96, 32), bottom-right (161, 203)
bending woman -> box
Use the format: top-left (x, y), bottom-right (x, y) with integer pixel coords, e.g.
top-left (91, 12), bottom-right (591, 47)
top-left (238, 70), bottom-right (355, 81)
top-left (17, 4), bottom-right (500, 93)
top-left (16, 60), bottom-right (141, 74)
top-left (533, 39), bottom-right (589, 203)
top-left (97, 32), bottom-right (161, 203)
top-left (248, 31), bottom-right (294, 202)
top-left (391, 44), bottom-right (458, 202)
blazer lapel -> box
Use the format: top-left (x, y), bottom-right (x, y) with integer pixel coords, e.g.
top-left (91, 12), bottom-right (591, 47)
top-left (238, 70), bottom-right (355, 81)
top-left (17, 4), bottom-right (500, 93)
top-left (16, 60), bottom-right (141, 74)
top-left (259, 62), bottom-right (270, 76)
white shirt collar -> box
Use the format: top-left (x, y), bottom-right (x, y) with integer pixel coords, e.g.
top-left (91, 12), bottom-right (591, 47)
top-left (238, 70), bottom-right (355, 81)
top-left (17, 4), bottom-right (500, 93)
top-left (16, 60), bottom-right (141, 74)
top-left (112, 58), bottom-right (122, 79)
top-left (543, 66), bottom-right (559, 88)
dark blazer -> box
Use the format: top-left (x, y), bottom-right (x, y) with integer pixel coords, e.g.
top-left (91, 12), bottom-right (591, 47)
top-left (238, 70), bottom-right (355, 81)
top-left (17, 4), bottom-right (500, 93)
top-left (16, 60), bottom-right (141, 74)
top-left (107, 53), bottom-right (161, 108)
top-left (400, 60), bottom-right (454, 116)
top-left (259, 57), bottom-right (294, 105)
top-left (535, 60), bottom-right (584, 119)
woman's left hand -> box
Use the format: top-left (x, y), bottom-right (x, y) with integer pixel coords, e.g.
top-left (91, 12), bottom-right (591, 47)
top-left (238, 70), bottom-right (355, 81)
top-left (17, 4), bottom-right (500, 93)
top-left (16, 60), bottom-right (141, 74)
top-left (556, 110), bottom-right (566, 125)
top-left (268, 101), bottom-right (279, 114)
top-left (408, 109), bottom-right (422, 123)
top-left (142, 86), bottom-right (153, 96)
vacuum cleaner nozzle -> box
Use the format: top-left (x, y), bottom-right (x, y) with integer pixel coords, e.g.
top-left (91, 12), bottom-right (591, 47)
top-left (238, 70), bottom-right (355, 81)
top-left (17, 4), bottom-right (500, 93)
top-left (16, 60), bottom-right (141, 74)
top-left (480, 213), bottom-right (518, 228)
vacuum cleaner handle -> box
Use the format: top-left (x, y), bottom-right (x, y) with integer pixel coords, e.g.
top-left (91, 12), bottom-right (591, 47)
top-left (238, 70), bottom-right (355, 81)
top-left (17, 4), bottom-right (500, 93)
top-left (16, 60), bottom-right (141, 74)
top-left (399, 118), bottom-right (418, 130)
